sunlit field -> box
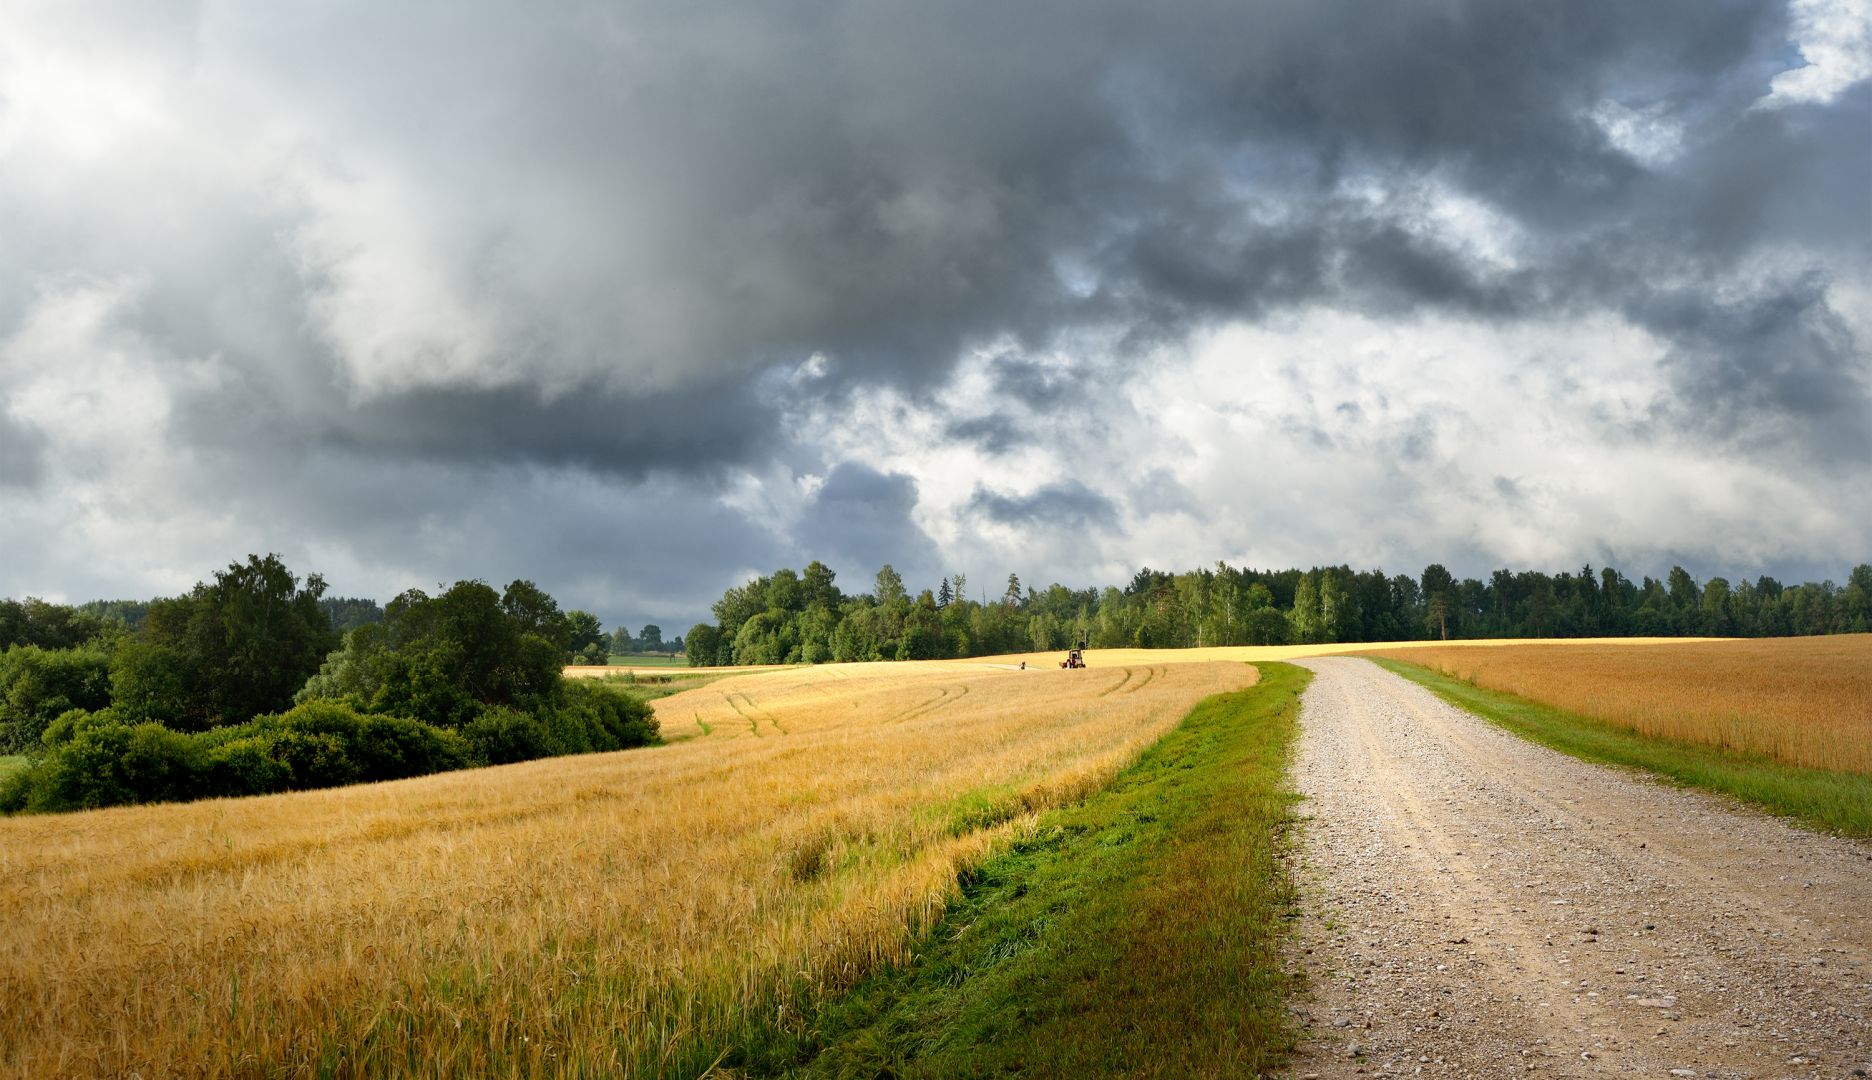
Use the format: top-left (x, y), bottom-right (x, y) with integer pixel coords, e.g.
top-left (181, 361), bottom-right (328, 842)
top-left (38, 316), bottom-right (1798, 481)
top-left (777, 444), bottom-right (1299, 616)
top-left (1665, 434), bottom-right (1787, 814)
top-left (562, 636), bottom-right (1722, 682)
top-left (959, 635), bottom-right (1719, 670)
top-left (1362, 635), bottom-right (1872, 775)
top-left (564, 662), bottom-right (789, 678)
top-left (0, 659), bottom-right (1251, 1078)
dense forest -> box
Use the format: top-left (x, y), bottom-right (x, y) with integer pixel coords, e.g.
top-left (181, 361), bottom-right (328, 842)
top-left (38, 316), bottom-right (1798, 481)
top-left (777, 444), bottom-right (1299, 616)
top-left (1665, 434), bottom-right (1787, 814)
top-left (0, 555), bottom-right (656, 813)
top-left (684, 561), bottom-right (1872, 666)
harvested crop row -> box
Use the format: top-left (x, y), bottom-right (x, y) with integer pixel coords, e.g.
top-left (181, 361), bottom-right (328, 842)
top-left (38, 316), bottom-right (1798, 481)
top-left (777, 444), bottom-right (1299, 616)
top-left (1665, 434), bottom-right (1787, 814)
top-left (0, 659), bottom-right (1251, 1079)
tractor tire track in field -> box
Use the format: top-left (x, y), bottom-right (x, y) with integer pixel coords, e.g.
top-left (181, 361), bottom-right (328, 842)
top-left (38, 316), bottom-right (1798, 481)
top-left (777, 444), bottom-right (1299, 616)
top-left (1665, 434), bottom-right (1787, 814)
top-left (1097, 667), bottom-right (1134, 696)
top-left (886, 685), bottom-right (948, 722)
top-left (1285, 657), bottom-right (1872, 1079)
top-left (1122, 664), bottom-right (1160, 694)
top-left (723, 692), bottom-right (785, 735)
top-left (890, 683), bottom-right (972, 723)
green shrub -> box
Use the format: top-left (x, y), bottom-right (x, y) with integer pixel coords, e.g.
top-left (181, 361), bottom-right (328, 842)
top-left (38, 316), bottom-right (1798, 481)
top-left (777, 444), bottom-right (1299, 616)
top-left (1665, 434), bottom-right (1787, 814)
top-left (560, 679), bottom-right (659, 750)
top-left (41, 706), bottom-right (103, 748)
top-left (463, 706), bottom-right (548, 765)
top-left (24, 715), bottom-right (203, 812)
top-left (266, 729), bottom-right (359, 789)
top-left (229, 701), bottom-right (471, 788)
top-left (204, 735), bottom-right (291, 797)
top-left (2, 680), bottom-right (652, 816)
top-left (0, 768), bottom-right (31, 812)
top-left (0, 645), bottom-right (113, 752)
top-left (536, 695), bottom-right (597, 755)
top-left (349, 711), bottom-right (472, 781)
top-left (5, 699), bottom-right (482, 813)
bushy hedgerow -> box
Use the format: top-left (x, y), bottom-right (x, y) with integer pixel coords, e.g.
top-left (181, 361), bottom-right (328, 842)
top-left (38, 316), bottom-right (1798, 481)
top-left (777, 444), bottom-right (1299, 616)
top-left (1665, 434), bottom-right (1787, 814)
top-left (0, 701), bottom-right (468, 812)
top-left (462, 706), bottom-right (549, 765)
top-left (0, 644), bottom-right (114, 752)
top-left (0, 683), bottom-right (659, 814)
top-left (463, 680), bottom-right (659, 766)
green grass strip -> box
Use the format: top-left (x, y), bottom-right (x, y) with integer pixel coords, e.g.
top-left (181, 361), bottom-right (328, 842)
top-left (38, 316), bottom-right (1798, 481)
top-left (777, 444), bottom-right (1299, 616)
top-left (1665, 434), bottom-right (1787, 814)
top-left (0, 755), bottom-right (25, 783)
top-left (1370, 657), bottom-right (1872, 838)
top-left (737, 661), bottom-right (1313, 1079)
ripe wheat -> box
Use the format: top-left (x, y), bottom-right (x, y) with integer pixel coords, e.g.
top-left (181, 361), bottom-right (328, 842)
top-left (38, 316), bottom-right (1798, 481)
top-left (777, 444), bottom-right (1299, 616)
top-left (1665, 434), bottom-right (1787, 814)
top-left (0, 659), bottom-right (1251, 1078)
top-left (1360, 635), bottom-right (1872, 775)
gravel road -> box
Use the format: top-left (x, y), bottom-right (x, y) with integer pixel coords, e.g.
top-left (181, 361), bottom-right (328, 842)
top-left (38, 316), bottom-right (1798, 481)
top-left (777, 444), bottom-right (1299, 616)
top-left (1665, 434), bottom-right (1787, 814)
top-left (1284, 657), bottom-right (1872, 1079)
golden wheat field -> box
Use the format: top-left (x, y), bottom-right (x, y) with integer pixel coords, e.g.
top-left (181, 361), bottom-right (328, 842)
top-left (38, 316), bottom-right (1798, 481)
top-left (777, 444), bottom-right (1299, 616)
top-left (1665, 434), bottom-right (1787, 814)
top-left (560, 637), bottom-right (1722, 684)
top-left (946, 636), bottom-right (1718, 671)
top-left (0, 659), bottom-right (1251, 1079)
top-left (1361, 635), bottom-right (1872, 775)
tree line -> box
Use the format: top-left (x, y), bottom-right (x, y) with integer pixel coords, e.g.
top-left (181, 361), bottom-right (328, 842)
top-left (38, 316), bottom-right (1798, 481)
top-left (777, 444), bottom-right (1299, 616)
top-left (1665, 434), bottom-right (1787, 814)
top-left (0, 555), bottom-right (657, 813)
top-left (684, 560), bottom-right (1872, 666)
top-left (68, 594), bottom-right (679, 666)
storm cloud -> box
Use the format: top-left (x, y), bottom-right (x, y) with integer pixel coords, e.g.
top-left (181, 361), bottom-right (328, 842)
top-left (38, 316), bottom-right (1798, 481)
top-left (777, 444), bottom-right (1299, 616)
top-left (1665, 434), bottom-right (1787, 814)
top-left (1, 0), bottom-right (1867, 626)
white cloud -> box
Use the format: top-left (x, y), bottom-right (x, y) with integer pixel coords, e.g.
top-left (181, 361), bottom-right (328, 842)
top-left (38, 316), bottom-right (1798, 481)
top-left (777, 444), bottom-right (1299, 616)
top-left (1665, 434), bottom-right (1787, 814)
top-left (0, 278), bottom-right (240, 598)
top-left (1590, 100), bottom-right (1688, 168)
top-left (288, 161), bottom-right (514, 401)
top-left (1765, 0), bottom-right (1872, 106)
top-left (0, 0), bottom-right (1865, 623)
top-left (788, 308), bottom-right (1868, 587)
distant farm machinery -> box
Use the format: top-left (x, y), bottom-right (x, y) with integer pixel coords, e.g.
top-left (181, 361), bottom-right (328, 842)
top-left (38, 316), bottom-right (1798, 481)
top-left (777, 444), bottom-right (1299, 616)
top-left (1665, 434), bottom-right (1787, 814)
top-left (1059, 633), bottom-right (1089, 669)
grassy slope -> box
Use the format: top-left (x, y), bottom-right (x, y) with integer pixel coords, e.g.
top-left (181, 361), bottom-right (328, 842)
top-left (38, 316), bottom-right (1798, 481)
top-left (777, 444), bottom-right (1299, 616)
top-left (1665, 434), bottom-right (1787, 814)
top-left (1371, 657), bottom-right (1872, 838)
top-left (0, 756), bottom-right (25, 782)
top-left (741, 661), bottom-right (1313, 1079)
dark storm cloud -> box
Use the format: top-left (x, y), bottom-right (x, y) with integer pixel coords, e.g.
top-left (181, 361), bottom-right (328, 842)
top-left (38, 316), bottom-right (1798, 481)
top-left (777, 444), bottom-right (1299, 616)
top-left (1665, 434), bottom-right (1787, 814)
top-left (1635, 273), bottom-right (1872, 463)
top-left (1, 0), bottom-right (1866, 613)
top-left (325, 382), bottom-right (784, 478)
top-left (794, 463), bottom-right (941, 583)
top-left (943, 353), bottom-right (1110, 454)
top-left (11, 0), bottom-right (1859, 463)
top-left (1598, 84), bottom-right (1872, 464)
top-left (969, 482), bottom-right (1120, 530)
top-left (990, 358), bottom-right (1080, 408)
top-left (943, 415), bottom-right (1029, 456)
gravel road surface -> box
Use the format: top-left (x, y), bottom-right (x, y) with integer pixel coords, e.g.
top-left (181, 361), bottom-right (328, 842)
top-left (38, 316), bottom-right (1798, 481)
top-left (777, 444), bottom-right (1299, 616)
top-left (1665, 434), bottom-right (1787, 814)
top-left (1285, 657), bottom-right (1872, 1079)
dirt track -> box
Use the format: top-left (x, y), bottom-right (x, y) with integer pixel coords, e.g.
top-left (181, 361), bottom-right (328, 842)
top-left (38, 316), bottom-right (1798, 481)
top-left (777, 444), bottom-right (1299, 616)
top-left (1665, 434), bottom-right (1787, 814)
top-left (1285, 657), bottom-right (1872, 1079)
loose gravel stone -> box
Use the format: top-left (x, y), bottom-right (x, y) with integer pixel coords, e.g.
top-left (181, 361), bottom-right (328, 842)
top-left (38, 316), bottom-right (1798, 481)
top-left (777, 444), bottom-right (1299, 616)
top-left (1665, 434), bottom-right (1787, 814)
top-left (1282, 657), bottom-right (1871, 1079)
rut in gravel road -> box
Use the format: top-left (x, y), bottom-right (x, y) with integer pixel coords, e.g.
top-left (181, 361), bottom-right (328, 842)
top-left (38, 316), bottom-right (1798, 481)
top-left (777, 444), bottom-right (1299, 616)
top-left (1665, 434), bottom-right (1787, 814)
top-left (1284, 656), bottom-right (1872, 1080)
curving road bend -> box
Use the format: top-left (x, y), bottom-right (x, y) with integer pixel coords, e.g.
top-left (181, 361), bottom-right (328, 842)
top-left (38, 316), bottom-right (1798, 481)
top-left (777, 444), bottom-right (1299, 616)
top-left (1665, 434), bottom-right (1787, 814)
top-left (1284, 657), bottom-right (1872, 1079)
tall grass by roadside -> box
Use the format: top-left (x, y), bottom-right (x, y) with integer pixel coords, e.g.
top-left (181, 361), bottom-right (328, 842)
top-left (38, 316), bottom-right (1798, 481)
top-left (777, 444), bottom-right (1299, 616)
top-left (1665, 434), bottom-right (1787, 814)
top-left (0, 659), bottom-right (1252, 1078)
top-left (1359, 637), bottom-right (1872, 775)
top-left (740, 662), bottom-right (1313, 1079)
top-left (1371, 657), bottom-right (1872, 837)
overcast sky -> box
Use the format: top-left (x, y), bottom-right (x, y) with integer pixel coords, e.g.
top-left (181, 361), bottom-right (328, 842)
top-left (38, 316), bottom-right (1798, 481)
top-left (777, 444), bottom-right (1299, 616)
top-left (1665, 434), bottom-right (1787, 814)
top-left (2, 0), bottom-right (1868, 631)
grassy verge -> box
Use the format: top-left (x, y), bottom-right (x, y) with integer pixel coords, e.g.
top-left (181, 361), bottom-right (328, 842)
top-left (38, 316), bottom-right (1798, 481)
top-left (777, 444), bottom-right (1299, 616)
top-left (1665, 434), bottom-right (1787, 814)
top-left (1371, 657), bottom-right (1872, 838)
top-left (0, 755), bottom-right (26, 783)
top-left (738, 661), bottom-right (1313, 1079)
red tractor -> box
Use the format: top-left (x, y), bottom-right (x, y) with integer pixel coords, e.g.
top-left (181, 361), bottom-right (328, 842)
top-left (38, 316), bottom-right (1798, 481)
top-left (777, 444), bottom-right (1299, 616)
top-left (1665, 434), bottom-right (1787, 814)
top-left (1059, 634), bottom-right (1089, 669)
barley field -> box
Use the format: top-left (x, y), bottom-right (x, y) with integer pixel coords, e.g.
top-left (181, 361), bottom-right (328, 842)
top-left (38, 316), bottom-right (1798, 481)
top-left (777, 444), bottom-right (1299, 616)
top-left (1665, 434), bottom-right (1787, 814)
top-left (1361, 635), bottom-right (1872, 775)
top-left (0, 659), bottom-right (1251, 1079)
